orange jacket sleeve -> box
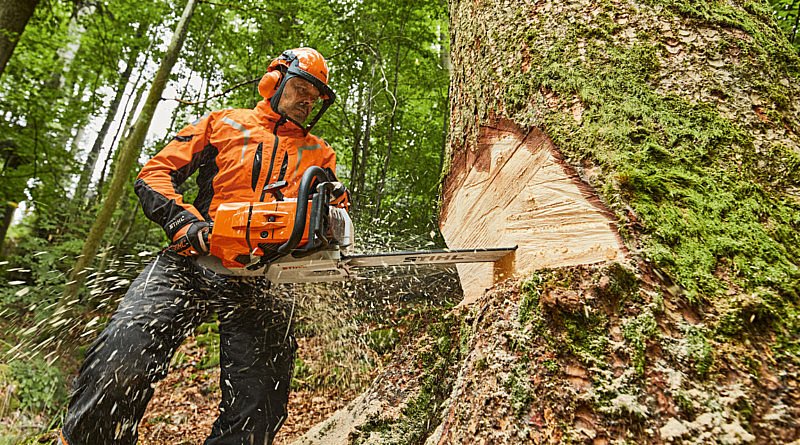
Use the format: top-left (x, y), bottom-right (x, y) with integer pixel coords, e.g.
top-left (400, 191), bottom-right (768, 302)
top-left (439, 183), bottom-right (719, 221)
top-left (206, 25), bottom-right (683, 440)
top-left (134, 113), bottom-right (214, 240)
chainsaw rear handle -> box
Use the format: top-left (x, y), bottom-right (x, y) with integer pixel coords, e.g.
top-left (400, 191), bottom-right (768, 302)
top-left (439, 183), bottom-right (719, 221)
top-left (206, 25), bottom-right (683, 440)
top-left (275, 166), bottom-right (333, 256)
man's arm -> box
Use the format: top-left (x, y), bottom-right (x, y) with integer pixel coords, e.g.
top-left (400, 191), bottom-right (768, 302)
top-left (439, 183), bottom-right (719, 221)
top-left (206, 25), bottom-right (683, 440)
top-left (318, 140), bottom-right (350, 208)
top-left (134, 113), bottom-right (214, 241)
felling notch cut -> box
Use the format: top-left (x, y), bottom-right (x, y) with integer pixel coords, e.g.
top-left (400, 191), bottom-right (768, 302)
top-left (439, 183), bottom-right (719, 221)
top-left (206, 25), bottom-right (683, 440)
top-left (440, 120), bottom-right (627, 304)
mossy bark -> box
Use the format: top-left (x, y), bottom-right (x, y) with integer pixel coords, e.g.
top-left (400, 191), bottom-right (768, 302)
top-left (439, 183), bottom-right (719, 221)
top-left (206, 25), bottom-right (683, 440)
top-left (291, 2), bottom-right (799, 443)
top-left (446, 0), bottom-right (799, 299)
top-left (436, 0), bottom-right (800, 442)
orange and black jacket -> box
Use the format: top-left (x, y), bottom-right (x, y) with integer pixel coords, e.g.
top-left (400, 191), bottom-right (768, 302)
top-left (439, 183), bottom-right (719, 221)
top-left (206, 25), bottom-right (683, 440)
top-left (135, 99), bottom-right (336, 241)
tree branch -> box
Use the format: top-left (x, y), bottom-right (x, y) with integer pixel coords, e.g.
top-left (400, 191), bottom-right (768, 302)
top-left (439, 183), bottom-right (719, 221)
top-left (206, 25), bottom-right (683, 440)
top-left (163, 77), bottom-right (260, 105)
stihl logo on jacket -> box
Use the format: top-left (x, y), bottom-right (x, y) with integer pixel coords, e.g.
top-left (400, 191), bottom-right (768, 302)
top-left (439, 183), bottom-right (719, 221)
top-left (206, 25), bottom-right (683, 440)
top-left (135, 100), bottom-right (336, 240)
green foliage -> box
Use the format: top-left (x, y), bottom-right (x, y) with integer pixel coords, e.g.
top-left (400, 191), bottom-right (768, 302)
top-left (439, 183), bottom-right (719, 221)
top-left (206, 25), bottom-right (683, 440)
top-left (195, 321), bottom-right (220, 370)
top-left (770, 0), bottom-right (800, 52)
top-left (1, 357), bottom-right (67, 415)
top-left (297, 0), bottom-right (449, 231)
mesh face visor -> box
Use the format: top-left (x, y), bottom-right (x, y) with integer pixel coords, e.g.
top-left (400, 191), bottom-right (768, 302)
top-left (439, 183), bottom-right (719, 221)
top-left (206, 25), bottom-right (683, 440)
top-left (270, 57), bottom-right (336, 133)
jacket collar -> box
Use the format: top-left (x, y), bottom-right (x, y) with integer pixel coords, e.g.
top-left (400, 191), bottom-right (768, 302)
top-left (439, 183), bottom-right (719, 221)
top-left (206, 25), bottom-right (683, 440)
top-left (255, 99), bottom-right (306, 136)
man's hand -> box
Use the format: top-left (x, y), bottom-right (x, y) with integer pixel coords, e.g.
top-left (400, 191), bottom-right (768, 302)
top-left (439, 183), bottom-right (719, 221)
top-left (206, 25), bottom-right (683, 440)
top-left (329, 182), bottom-right (350, 208)
top-left (172, 221), bottom-right (212, 256)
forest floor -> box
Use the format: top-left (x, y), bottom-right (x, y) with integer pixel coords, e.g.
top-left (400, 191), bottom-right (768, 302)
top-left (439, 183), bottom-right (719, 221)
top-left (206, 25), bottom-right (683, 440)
top-left (138, 334), bottom-right (371, 445)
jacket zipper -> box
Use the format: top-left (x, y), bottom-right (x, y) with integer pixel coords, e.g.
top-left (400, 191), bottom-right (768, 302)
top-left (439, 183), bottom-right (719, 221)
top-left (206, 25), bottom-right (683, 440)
top-left (246, 118), bottom-right (285, 258)
top-left (251, 142), bottom-right (263, 191)
top-left (259, 118), bottom-right (285, 201)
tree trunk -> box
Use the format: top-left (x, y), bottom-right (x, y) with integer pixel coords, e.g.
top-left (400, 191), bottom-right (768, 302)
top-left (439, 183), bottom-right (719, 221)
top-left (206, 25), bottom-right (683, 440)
top-left (64, 0), bottom-right (200, 301)
top-left (348, 82), bottom-right (365, 215)
top-left (291, 1), bottom-right (800, 444)
top-left (373, 38), bottom-right (404, 219)
top-left (48, 3), bottom-right (92, 89)
top-left (97, 72), bottom-right (149, 194)
top-left (73, 35), bottom-right (141, 203)
top-left (434, 0), bottom-right (799, 442)
top-left (68, 125), bottom-right (88, 157)
top-left (357, 73), bottom-right (374, 213)
top-left (0, 201), bottom-right (15, 258)
top-left (0, 0), bottom-right (39, 80)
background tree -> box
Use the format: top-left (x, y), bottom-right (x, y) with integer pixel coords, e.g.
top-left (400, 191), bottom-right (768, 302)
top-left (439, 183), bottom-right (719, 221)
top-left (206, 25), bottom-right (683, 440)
top-left (298, 0), bottom-right (449, 231)
top-left (771, 0), bottom-right (800, 48)
top-left (64, 0), bottom-right (200, 300)
top-left (0, 0), bottom-right (39, 79)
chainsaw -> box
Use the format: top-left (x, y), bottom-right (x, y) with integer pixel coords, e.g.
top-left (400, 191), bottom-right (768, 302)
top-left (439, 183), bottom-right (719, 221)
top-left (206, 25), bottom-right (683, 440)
top-left (171, 166), bottom-right (516, 284)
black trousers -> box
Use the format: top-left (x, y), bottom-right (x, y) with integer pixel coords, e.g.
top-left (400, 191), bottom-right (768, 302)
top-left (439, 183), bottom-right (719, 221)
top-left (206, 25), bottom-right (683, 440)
top-left (61, 252), bottom-right (297, 445)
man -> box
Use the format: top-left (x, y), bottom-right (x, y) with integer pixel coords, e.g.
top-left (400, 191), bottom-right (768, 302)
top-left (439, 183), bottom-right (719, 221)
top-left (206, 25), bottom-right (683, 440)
top-left (60, 48), bottom-right (338, 445)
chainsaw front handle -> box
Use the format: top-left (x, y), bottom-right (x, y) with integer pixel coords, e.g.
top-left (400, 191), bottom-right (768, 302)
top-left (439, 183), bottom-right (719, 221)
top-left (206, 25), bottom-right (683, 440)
top-left (276, 166), bottom-right (332, 256)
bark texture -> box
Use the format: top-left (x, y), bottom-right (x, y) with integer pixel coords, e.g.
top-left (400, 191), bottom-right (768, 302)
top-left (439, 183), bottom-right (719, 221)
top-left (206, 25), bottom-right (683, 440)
top-left (0, 0), bottom-right (38, 80)
top-left (293, 1), bottom-right (800, 444)
top-left (436, 0), bottom-right (799, 442)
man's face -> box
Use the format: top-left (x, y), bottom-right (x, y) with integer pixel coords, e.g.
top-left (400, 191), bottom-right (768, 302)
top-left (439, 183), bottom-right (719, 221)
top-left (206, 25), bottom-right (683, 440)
top-left (277, 77), bottom-right (321, 123)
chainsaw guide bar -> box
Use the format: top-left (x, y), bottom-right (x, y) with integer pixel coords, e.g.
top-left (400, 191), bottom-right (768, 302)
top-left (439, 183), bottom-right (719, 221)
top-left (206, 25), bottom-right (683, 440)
top-left (195, 246), bottom-right (517, 284)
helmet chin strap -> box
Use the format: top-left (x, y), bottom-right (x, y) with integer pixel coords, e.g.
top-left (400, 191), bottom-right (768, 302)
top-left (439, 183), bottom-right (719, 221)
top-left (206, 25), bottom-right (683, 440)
top-left (269, 72), bottom-right (311, 134)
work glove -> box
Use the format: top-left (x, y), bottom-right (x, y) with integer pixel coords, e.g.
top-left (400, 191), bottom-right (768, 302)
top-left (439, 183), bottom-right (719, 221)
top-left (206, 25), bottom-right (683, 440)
top-left (186, 221), bottom-right (212, 255)
top-left (171, 221), bottom-right (212, 256)
top-left (329, 182), bottom-right (350, 208)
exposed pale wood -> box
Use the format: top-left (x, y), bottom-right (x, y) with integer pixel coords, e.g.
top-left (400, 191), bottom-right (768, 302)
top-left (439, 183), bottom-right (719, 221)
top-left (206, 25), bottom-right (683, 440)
top-left (440, 120), bottom-right (625, 304)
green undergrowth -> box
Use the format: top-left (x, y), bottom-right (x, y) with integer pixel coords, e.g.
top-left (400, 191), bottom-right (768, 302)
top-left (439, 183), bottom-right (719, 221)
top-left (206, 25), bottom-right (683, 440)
top-left (0, 351), bottom-right (68, 444)
top-left (194, 321), bottom-right (220, 370)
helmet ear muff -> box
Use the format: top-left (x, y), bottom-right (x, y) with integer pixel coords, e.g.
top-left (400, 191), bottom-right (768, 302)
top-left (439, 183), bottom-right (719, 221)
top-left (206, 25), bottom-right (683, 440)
top-left (257, 70), bottom-right (283, 100)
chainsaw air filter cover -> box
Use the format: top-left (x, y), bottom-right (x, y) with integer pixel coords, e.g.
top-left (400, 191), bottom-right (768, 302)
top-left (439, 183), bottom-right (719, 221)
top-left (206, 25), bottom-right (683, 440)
top-left (210, 199), bottom-right (312, 269)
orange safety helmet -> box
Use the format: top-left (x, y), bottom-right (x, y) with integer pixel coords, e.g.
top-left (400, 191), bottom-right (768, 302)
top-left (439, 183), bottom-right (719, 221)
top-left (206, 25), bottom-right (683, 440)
top-left (258, 47), bottom-right (336, 133)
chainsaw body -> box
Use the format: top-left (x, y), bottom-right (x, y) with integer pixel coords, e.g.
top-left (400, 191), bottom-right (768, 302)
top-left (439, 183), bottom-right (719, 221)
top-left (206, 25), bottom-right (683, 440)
top-left (210, 199), bottom-right (313, 268)
top-left (198, 166), bottom-right (351, 275)
top-left (189, 166), bottom-right (515, 282)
